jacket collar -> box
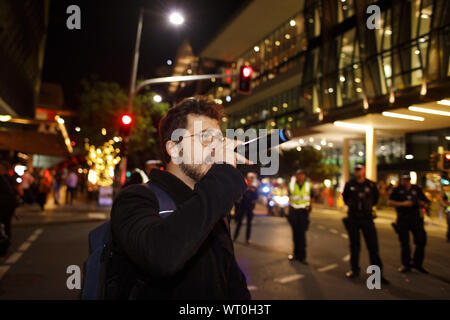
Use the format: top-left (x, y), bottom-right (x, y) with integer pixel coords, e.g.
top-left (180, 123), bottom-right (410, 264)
top-left (149, 169), bottom-right (194, 204)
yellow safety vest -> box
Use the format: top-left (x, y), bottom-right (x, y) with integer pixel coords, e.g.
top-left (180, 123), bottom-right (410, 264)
top-left (446, 191), bottom-right (450, 212)
top-left (289, 179), bottom-right (311, 209)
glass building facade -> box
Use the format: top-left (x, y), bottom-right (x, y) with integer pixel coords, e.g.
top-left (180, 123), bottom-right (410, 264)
top-left (217, 0), bottom-right (450, 130)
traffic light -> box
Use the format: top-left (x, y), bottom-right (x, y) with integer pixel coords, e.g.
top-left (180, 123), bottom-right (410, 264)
top-left (444, 152), bottom-right (450, 170)
top-left (238, 65), bottom-right (253, 95)
top-left (119, 113), bottom-right (134, 137)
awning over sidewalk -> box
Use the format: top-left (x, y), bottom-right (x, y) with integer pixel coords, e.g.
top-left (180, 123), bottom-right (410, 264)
top-left (0, 129), bottom-right (69, 157)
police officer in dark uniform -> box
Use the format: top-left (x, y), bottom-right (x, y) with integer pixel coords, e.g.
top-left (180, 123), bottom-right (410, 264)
top-left (342, 164), bottom-right (388, 284)
top-left (388, 173), bottom-right (430, 273)
top-left (233, 171), bottom-right (259, 244)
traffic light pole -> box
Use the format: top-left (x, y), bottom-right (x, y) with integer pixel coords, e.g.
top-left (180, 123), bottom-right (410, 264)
top-left (119, 73), bottom-right (235, 186)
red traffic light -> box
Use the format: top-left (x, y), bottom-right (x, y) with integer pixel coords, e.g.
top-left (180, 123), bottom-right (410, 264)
top-left (238, 65), bottom-right (253, 95)
top-left (121, 114), bottom-right (133, 125)
top-left (242, 66), bottom-right (253, 78)
top-left (445, 153), bottom-right (450, 160)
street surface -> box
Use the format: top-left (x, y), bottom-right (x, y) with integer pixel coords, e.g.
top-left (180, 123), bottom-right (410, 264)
top-left (0, 209), bottom-right (449, 300)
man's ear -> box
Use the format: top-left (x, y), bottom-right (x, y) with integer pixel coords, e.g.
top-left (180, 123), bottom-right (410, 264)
top-left (166, 140), bottom-right (180, 159)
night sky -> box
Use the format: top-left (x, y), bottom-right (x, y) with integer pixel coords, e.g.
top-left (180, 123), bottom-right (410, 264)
top-left (42, 0), bottom-right (246, 109)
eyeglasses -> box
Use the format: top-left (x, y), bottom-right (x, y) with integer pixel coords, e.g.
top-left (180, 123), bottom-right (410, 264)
top-left (177, 128), bottom-right (224, 147)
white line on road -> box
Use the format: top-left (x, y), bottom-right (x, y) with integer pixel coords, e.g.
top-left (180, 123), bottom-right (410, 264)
top-left (27, 234), bottom-right (39, 242)
top-left (88, 213), bottom-right (107, 219)
top-left (0, 265), bottom-right (11, 280)
top-left (341, 233), bottom-right (349, 239)
top-left (329, 229), bottom-right (339, 234)
top-left (27, 229), bottom-right (43, 242)
top-left (5, 252), bottom-right (23, 265)
top-left (342, 254), bottom-right (350, 262)
top-left (247, 285), bottom-right (258, 291)
top-left (317, 225), bottom-right (325, 230)
top-left (274, 274), bottom-right (305, 284)
top-left (18, 241), bottom-right (32, 252)
top-left (317, 264), bottom-right (339, 272)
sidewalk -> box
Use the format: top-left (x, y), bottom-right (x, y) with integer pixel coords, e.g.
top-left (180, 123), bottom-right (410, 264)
top-left (312, 203), bottom-right (448, 232)
top-left (253, 201), bottom-right (447, 231)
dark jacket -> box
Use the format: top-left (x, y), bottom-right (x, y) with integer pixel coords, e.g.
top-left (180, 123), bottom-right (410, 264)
top-left (343, 178), bottom-right (379, 219)
top-left (110, 164), bottom-right (251, 300)
top-left (0, 174), bottom-right (17, 214)
top-left (389, 184), bottom-right (430, 218)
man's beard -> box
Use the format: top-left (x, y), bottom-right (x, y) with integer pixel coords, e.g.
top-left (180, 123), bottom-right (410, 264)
top-left (179, 163), bottom-right (210, 182)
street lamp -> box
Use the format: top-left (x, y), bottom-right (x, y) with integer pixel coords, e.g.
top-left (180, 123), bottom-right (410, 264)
top-left (169, 12), bottom-right (184, 26)
top-left (120, 8), bottom-right (185, 185)
top-left (153, 94), bottom-right (162, 103)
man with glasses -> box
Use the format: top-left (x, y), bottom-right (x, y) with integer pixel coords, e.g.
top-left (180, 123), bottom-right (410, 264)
top-left (109, 96), bottom-right (251, 299)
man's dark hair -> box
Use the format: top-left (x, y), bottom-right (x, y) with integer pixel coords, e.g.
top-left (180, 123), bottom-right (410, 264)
top-left (158, 96), bottom-right (224, 164)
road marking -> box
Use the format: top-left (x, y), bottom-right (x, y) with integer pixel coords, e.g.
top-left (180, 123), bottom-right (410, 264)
top-left (247, 285), bottom-right (258, 291)
top-left (0, 265), bottom-right (11, 280)
top-left (18, 241), bottom-right (32, 252)
top-left (318, 264), bottom-right (339, 272)
top-left (329, 228), bottom-right (339, 234)
top-left (5, 252), bottom-right (23, 264)
top-left (27, 234), bottom-right (38, 242)
top-left (274, 274), bottom-right (305, 284)
top-left (27, 229), bottom-right (43, 242)
top-left (88, 213), bottom-right (107, 219)
top-left (342, 254), bottom-right (350, 262)
top-left (317, 225), bottom-right (325, 230)
top-left (341, 233), bottom-right (349, 239)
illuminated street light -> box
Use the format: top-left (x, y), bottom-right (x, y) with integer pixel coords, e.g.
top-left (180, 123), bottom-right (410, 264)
top-left (169, 12), bottom-right (184, 25)
top-left (75, 127), bottom-right (81, 132)
top-left (153, 94), bottom-right (162, 103)
top-left (167, 59), bottom-right (173, 65)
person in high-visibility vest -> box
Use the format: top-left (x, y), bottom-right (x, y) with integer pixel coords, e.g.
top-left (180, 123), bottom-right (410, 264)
top-left (287, 169), bottom-right (312, 264)
top-left (443, 189), bottom-right (450, 242)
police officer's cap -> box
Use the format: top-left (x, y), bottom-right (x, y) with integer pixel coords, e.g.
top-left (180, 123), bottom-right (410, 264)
top-left (354, 164), bottom-right (364, 171)
top-left (295, 169), bottom-right (306, 175)
top-left (400, 172), bottom-right (411, 180)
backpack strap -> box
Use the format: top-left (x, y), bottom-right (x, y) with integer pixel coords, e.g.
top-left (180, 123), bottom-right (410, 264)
top-left (144, 182), bottom-right (176, 218)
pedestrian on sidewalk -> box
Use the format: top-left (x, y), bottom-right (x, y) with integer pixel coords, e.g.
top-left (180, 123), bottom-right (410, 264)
top-left (66, 169), bottom-right (78, 205)
top-left (20, 167), bottom-right (35, 204)
top-left (36, 169), bottom-right (52, 211)
top-left (287, 169), bottom-right (312, 264)
top-left (443, 189), bottom-right (450, 242)
top-left (52, 167), bottom-right (63, 205)
top-left (342, 164), bottom-right (389, 284)
top-left (388, 173), bottom-right (430, 273)
top-left (0, 161), bottom-right (18, 256)
top-left (233, 171), bottom-right (259, 244)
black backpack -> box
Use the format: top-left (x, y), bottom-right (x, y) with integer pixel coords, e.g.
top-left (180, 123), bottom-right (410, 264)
top-left (81, 182), bottom-right (176, 300)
